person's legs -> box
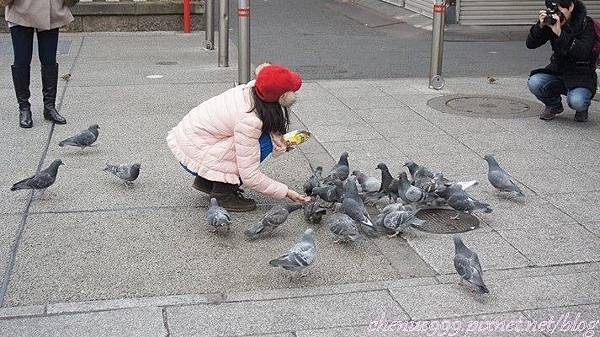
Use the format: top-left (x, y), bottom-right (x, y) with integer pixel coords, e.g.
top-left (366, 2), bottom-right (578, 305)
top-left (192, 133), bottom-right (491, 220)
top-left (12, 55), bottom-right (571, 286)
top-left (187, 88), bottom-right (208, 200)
top-left (10, 26), bottom-right (35, 128)
top-left (37, 28), bottom-right (66, 124)
top-left (528, 73), bottom-right (567, 120)
top-left (566, 88), bottom-right (593, 122)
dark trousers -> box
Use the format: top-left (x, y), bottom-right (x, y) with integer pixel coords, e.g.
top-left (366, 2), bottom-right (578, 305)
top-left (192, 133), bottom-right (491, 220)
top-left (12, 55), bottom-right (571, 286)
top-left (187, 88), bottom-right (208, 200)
top-left (10, 25), bottom-right (59, 66)
top-left (527, 73), bottom-right (593, 112)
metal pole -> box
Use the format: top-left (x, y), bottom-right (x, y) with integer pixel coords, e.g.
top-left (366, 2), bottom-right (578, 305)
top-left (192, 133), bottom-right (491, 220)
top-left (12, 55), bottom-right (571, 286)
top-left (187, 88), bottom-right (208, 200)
top-left (205, 0), bottom-right (215, 49)
top-left (183, 0), bottom-right (191, 33)
top-left (218, 0), bottom-right (229, 67)
top-left (238, 0), bottom-right (251, 84)
top-left (429, 0), bottom-right (446, 89)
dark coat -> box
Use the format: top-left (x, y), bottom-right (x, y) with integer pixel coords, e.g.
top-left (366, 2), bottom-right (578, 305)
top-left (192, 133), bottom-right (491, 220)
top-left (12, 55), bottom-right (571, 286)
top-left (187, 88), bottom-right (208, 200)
top-left (526, 1), bottom-right (597, 94)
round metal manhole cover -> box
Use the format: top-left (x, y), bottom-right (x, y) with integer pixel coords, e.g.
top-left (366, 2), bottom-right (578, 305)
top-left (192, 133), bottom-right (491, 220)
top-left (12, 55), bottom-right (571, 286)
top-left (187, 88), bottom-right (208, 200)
top-left (414, 209), bottom-right (480, 234)
top-left (156, 61), bottom-right (178, 66)
top-left (427, 94), bottom-right (543, 119)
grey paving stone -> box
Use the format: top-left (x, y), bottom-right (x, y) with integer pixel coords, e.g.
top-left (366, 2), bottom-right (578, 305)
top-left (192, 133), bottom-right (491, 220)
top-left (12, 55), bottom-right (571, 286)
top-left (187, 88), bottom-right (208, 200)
top-left (0, 305), bottom-right (45, 319)
top-left (390, 271), bottom-right (600, 320)
top-left (351, 106), bottom-right (423, 124)
top-left (327, 86), bottom-right (391, 99)
top-left (517, 168), bottom-right (600, 195)
top-left (0, 215), bottom-right (22, 291)
top-left (308, 122), bottom-right (383, 143)
top-left (225, 277), bottom-right (438, 302)
top-left (406, 230), bottom-right (531, 274)
top-left (427, 115), bottom-right (511, 135)
top-left (168, 291), bottom-right (407, 336)
top-left (293, 106), bottom-right (359, 128)
top-left (523, 304), bottom-right (600, 337)
top-left (498, 222), bottom-right (600, 266)
top-left (456, 131), bottom-right (545, 154)
top-left (293, 96), bottom-right (349, 112)
top-left (321, 138), bottom-right (405, 163)
top-left (582, 221), bottom-right (600, 237)
top-left (388, 132), bottom-right (475, 158)
top-left (0, 307), bottom-right (164, 337)
top-left (474, 190), bottom-right (575, 231)
top-left (5, 208), bottom-right (409, 306)
top-left (436, 262), bottom-right (600, 284)
top-left (371, 239), bottom-right (437, 278)
top-left (546, 192), bottom-right (600, 223)
top-left (339, 96), bottom-right (407, 110)
top-left (47, 294), bottom-right (208, 314)
top-left (297, 312), bottom-right (547, 337)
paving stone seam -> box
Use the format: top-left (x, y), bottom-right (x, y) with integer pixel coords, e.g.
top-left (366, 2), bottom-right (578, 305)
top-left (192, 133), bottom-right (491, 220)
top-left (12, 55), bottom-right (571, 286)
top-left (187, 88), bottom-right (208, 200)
top-left (161, 307), bottom-right (172, 337)
top-left (385, 288), bottom-right (413, 321)
top-left (0, 37), bottom-right (86, 307)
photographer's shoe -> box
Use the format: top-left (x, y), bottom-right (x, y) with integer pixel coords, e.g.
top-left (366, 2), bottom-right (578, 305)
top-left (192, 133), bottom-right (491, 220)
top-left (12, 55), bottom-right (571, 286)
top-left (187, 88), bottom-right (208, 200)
top-left (192, 176), bottom-right (213, 194)
top-left (540, 105), bottom-right (564, 120)
top-left (574, 110), bottom-right (588, 122)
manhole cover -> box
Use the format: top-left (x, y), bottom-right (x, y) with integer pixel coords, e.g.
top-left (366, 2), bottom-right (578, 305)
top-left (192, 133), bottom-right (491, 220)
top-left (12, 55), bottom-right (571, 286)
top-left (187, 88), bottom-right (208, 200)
top-left (156, 61), bottom-right (178, 65)
top-left (427, 94), bottom-right (542, 119)
top-left (414, 209), bottom-right (480, 234)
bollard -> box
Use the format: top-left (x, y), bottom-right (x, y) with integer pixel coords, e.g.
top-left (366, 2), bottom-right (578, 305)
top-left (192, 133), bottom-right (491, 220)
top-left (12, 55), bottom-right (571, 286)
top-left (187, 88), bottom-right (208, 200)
top-left (218, 0), bottom-right (229, 67)
top-left (205, 0), bottom-right (215, 49)
top-left (238, 0), bottom-right (251, 84)
top-left (183, 0), bottom-right (191, 33)
top-left (429, 0), bottom-right (446, 90)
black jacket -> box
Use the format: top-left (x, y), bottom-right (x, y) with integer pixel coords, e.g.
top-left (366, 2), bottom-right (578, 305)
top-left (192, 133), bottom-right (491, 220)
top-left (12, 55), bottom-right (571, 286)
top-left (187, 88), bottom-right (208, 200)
top-left (526, 1), bottom-right (597, 94)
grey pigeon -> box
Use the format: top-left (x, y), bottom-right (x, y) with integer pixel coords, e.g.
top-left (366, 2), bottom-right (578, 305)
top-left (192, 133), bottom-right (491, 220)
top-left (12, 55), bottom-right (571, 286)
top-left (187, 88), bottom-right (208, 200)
top-left (484, 154), bottom-right (524, 196)
top-left (58, 124), bottom-right (100, 149)
top-left (404, 160), bottom-right (436, 192)
top-left (206, 198), bottom-right (232, 232)
top-left (376, 163), bottom-right (399, 200)
top-left (244, 203), bottom-right (303, 240)
top-left (453, 235), bottom-right (489, 294)
top-left (103, 163), bottom-right (141, 185)
top-left (446, 185), bottom-right (493, 218)
top-left (382, 210), bottom-right (426, 238)
top-left (327, 213), bottom-right (362, 243)
top-left (397, 172), bottom-right (426, 205)
top-left (323, 152), bottom-right (349, 183)
top-left (342, 176), bottom-right (375, 236)
top-left (311, 179), bottom-right (344, 203)
top-left (303, 201), bottom-right (327, 224)
top-left (352, 170), bottom-right (381, 193)
top-left (304, 166), bottom-right (322, 196)
top-left (11, 159), bottom-right (64, 192)
top-left (269, 228), bottom-right (317, 272)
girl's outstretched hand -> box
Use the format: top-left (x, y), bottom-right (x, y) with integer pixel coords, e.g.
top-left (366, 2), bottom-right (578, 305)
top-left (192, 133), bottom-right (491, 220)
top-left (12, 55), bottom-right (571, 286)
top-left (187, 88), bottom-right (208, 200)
top-left (287, 190), bottom-right (312, 203)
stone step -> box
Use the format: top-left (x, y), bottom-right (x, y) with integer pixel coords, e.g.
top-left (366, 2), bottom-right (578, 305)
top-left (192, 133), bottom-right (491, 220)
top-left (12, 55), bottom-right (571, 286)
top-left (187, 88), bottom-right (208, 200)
top-left (1, 0), bottom-right (205, 32)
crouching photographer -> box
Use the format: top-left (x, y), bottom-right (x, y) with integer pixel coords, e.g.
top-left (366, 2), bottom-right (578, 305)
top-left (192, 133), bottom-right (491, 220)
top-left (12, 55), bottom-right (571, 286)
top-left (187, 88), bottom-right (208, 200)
top-left (526, 0), bottom-right (597, 122)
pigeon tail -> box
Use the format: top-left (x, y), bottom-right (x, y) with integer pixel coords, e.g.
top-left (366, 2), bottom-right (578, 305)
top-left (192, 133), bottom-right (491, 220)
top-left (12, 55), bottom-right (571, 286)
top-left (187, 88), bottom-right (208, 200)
top-left (268, 258), bottom-right (283, 267)
top-left (244, 223), bottom-right (264, 240)
top-left (475, 283), bottom-right (490, 294)
top-left (10, 179), bottom-right (29, 191)
top-left (286, 203), bottom-right (303, 213)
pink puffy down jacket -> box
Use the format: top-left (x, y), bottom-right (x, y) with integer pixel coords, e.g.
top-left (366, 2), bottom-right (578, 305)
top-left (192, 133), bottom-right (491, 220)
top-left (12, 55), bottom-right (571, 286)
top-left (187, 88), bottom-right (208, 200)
top-left (166, 80), bottom-right (289, 200)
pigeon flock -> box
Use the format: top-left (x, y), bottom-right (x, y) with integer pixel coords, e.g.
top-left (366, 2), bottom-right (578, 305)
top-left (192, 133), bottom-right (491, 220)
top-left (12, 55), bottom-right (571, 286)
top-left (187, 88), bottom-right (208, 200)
top-left (209, 150), bottom-right (523, 294)
top-left (10, 124), bottom-right (142, 196)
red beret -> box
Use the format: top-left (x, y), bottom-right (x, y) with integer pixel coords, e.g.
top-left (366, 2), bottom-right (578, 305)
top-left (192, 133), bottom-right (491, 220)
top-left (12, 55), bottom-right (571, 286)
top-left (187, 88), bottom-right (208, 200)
top-left (255, 64), bottom-right (302, 105)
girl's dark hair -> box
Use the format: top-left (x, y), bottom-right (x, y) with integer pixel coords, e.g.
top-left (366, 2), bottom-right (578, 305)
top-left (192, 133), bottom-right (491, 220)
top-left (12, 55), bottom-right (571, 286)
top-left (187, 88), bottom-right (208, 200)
top-left (556, 0), bottom-right (575, 8)
top-left (249, 87), bottom-right (290, 134)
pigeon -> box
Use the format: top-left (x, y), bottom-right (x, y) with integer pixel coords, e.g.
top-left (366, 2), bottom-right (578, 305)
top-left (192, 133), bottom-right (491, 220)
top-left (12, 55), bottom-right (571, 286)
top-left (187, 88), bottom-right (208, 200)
top-left (404, 160), bottom-right (436, 192)
top-left (58, 124), bottom-right (100, 149)
top-left (11, 159), bottom-right (64, 192)
top-left (311, 179), bottom-right (344, 203)
top-left (483, 154), bottom-right (524, 196)
top-left (382, 210), bottom-right (426, 238)
top-left (304, 166), bottom-right (323, 196)
top-left (303, 201), bottom-right (327, 224)
top-left (453, 235), bottom-right (489, 294)
top-left (376, 163), bottom-right (399, 200)
top-left (446, 184), bottom-right (493, 218)
top-left (206, 198), bottom-right (232, 232)
top-left (269, 228), bottom-right (317, 273)
top-left (342, 176), bottom-right (376, 236)
top-left (323, 152), bottom-right (349, 183)
top-left (103, 163), bottom-right (141, 185)
top-left (327, 213), bottom-right (362, 243)
top-left (352, 170), bottom-right (381, 193)
top-left (487, 76), bottom-right (496, 84)
top-left (244, 203), bottom-right (303, 240)
top-left (397, 172), bottom-right (426, 205)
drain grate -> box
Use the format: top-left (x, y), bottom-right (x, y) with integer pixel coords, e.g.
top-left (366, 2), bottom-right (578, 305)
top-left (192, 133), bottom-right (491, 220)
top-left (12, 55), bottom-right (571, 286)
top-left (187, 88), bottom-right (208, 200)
top-left (414, 209), bottom-right (480, 234)
top-left (427, 94), bottom-right (542, 119)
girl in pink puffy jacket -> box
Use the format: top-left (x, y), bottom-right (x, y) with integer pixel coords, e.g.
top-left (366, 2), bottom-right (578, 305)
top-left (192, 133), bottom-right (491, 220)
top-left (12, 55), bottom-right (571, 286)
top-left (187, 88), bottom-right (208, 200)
top-left (166, 63), bottom-right (311, 212)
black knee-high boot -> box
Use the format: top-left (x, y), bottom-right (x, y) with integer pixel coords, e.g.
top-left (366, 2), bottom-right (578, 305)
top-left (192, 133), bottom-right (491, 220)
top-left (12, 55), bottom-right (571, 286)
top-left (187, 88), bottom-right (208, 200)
top-left (41, 63), bottom-right (66, 125)
top-left (11, 64), bottom-right (33, 128)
